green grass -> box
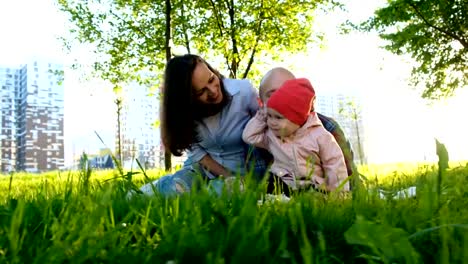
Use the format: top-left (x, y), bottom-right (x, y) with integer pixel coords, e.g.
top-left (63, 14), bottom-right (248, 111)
top-left (0, 162), bottom-right (467, 263)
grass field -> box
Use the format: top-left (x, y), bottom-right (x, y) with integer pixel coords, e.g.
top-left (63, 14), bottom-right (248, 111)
top-left (0, 161), bottom-right (467, 263)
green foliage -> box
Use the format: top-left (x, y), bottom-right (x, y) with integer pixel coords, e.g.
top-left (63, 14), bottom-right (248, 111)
top-left (435, 139), bottom-right (449, 207)
top-left (352, 0), bottom-right (467, 99)
top-left (57, 0), bottom-right (339, 88)
top-left (338, 100), bottom-right (360, 121)
top-left (189, 0), bottom-right (337, 80)
top-left (436, 139), bottom-right (449, 172)
top-left (345, 216), bottom-right (421, 263)
top-left (58, 0), bottom-right (168, 88)
top-left (0, 162), bottom-right (467, 263)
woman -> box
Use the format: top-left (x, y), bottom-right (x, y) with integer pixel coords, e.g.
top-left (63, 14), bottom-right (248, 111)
top-left (136, 54), bottom-right (267, 197)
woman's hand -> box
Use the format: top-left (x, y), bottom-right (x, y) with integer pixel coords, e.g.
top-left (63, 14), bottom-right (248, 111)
top-left (199, 155), bottom-right (232, 178)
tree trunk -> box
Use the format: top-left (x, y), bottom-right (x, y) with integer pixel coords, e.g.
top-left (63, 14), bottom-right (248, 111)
top-left (181, 1), bottom-right (191, 54)
top-left (228, 0), bottom-right (238, 78)
top-left (353, 108), bottom-right (365, 165)
top-left (115, 98), bottom-right (123, 166)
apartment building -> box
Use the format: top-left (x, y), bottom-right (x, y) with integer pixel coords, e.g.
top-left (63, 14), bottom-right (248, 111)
top-left (0, 59), bottom-right (64, 172)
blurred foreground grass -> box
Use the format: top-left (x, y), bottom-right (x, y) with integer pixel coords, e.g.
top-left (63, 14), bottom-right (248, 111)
top-left (0, 161), bottom-right (466, 263)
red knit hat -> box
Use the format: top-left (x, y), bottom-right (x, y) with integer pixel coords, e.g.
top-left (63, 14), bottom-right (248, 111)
top-left (267, 78), bottom-right (315, 126)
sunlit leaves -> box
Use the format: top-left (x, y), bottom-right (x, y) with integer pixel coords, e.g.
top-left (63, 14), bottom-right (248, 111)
top-left (57, 0), bottom-right (338, 88)
top-left (190, 0), bottom-right (333, 79)
top-left (58, 0), bottom-right (168, 90)
top-left (355, 0), bottom-right (467, 100)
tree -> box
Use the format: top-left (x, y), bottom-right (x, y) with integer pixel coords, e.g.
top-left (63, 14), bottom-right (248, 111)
top-left (58, 0), bottom-right (190, 170)
top-left (58, 0), bottom-right (180, 87)
top-left (58, 0), bottom-right (339, 82)
top-left (114, 97), bottom-right (123, 166)
top-left (57, 0), bottom-right (338, 168)
top-left (353, 0), bottom-right (467, 99)
top-left (338, 100), bottom-right (365, 165)
top-left (191, 0), bottom-right (336, 80)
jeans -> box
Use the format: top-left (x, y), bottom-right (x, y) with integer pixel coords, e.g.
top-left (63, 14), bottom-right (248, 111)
top-left (135, 147), bottom-right (270, 198)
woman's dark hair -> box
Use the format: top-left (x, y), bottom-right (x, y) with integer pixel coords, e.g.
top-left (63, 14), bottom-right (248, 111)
top-left (161, 54), bottom-right (229, 156)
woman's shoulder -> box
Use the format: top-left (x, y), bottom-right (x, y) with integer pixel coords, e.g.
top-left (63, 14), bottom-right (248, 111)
top-left (223, 78), bottom-right (256, 96)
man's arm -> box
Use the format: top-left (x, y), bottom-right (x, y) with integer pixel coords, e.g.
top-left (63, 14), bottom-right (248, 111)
top-left (317, 113), bottom-right (355, 177)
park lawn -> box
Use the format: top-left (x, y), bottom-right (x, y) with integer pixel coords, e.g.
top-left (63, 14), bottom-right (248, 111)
top-left (0, 161), bottom-right (467, 263)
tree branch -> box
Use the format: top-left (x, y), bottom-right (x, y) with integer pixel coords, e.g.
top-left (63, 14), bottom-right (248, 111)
top-left (207, 0), bottom-right (233, 76)
top-left (165, 0), bottom-right (171, 62)
top-left (181, 2), bottom-right (191, 54)
top-left (109, 10), bottom-right (153, 45)
top-left (242, 37), bottom-right (260, 79)
top-left (408, 2), bottom-right (468, 49)
top-left (224, 55), bottom-right (234, 78)
top-left (208, 0), bottom-right (226, 37)
top-left (243, 4), bottom-right (265, 79)
top-left (228, 0), bottom-right (238, 78)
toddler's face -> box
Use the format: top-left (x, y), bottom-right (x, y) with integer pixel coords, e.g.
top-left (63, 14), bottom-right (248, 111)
top-left (266, 108), bottom-right (300, 138)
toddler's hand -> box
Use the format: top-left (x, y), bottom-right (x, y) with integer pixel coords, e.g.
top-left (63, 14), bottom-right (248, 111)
top-left (255, 107), bottom-right (267, 121)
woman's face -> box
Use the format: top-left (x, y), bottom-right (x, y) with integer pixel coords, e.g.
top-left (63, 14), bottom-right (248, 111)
top-left (192, 62), bottom-right (223, 104)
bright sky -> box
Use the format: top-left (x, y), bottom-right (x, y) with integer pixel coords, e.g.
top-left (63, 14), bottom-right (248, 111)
top-left (1, 0), bottom-right (467, 166)
top-left (0, 0), bottom-right (116, 166)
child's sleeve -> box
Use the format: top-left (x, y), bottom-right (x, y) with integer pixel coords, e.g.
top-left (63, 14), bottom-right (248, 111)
top-left (317, 132), bottom-right (350, 192)
top-left (246, 83), bottom-right (260, 117)
top-left (242, 109), bottom-right (269, 150)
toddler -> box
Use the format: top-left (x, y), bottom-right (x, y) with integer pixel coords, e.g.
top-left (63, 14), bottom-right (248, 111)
top-left (242, 78), bottom-right (349, 194)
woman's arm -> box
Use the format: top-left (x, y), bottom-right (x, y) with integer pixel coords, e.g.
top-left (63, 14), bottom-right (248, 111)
top-left (199, 154), bottom-right (232, 177)
top-left (242, 109), bottom-right (269, 149)
top-left (189, 143), bottom-right (231, 177)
